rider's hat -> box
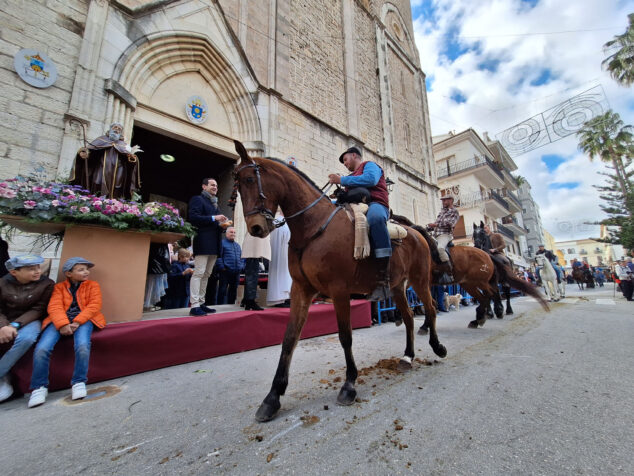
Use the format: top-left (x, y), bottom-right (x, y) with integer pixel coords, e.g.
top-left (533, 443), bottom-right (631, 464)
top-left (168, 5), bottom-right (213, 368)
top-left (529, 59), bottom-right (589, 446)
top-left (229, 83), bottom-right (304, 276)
top-left (538, 244), bottom-right (545, 247)
top-left (339, 146), bottom-right (362, 163)
top-left (440, 193), bottom-right (455, 200)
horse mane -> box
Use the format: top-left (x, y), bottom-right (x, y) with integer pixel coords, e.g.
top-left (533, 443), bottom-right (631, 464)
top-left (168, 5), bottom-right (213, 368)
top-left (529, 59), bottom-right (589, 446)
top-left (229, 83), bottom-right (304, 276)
top-left (257, 156), bottom-right (324, 194)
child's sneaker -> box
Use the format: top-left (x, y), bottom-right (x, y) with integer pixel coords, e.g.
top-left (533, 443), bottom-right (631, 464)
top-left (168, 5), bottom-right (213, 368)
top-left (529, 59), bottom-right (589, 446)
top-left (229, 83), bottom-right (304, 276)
top-left (28, 387), bottom-right (48, 408)
top-left (72, 382), bottom-right (87, 400)
top-left (0, 376), bottom-right (14, 402)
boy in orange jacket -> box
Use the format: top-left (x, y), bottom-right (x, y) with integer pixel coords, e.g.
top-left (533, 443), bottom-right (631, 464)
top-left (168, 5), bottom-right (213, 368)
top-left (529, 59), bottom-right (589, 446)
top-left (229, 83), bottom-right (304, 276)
top-left (28, 257), bottom-right (106, 408)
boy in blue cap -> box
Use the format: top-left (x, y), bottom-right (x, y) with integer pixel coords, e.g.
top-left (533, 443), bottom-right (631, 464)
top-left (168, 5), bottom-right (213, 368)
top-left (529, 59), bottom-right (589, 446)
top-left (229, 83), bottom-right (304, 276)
top-left (28, 256), bottom-right (106, 407)
top-left (0, 255), bottom-right (55, 402)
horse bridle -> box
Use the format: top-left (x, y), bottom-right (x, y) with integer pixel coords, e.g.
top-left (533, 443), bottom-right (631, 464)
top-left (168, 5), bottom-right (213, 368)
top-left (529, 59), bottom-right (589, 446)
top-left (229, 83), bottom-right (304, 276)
top-left (232, 160), bottom-right (330, 229)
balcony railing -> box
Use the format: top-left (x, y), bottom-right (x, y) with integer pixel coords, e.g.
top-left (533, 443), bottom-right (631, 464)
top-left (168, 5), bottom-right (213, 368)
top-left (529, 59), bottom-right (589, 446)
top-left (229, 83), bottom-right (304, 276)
top-left (502, 215), bottom-right (528, 231)
top-left (495, 222), bottom-right (514, 239)
top-left (500, 190), bottom-right (522, 209)
top-left (437, 154), bottom-right (504, 181)
top-left (489, 190), bottom-right (510, 211)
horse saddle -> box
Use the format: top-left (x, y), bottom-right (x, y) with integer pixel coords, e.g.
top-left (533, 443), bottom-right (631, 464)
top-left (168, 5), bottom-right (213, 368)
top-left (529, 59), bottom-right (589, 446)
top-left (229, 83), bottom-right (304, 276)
top-left (344, 203), bottom-right (407, 239)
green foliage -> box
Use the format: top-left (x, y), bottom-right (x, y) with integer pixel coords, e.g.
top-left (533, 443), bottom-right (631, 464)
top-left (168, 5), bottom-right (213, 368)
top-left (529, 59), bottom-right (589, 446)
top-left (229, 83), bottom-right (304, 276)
top-left (603, 13), bottom-right (634, 87)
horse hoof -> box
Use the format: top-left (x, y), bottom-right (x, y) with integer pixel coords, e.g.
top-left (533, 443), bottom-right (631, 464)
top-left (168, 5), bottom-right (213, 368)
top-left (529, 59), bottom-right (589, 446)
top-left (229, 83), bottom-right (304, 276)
top-left (434, 344), bottom-right (447, 358)
top-left (395, 319), bottom-right (403, 327)
top-left (398, 356), bottom-right (413, 371)
top-left (506, 310), bottom-right (514, 315)
top-left (255, 400), bottom-right (281, 422)
top-left (336, 383), bottom-right (357, 406)
top-left (417, 326), bottom-right (428, 335)
top-left (468, 321), bottom-right (478, 329)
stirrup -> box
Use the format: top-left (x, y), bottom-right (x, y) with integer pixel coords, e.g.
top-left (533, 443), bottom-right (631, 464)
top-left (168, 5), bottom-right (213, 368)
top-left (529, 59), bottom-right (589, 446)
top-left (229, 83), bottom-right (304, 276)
top-left (367, 283), bottom-right (392, 302)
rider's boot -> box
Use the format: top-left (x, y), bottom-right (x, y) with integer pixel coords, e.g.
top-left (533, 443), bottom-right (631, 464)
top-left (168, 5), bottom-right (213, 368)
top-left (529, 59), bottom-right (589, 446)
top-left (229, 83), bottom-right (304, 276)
top-left (437, 261), bottom-right (454, 285)
top-left (368, 257), bottom-right (392, 301)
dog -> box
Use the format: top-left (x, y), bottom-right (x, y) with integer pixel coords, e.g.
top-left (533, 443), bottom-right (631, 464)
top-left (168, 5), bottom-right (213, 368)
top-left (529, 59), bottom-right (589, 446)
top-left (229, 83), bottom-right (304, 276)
top-left (443, 293), bottom-right (463, 311)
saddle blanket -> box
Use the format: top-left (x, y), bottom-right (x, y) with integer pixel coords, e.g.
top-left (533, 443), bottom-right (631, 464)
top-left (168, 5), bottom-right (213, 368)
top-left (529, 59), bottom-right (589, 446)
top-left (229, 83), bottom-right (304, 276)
top-left (347, 203), bottom-right (407, 260)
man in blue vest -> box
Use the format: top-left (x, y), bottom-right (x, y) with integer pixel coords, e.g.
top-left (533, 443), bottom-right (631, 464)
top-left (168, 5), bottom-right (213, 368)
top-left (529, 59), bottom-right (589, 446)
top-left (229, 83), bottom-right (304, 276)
top-left (328, 146), bottom-right (391, 301)
top-left (188, 178), bottom-right (227, 316)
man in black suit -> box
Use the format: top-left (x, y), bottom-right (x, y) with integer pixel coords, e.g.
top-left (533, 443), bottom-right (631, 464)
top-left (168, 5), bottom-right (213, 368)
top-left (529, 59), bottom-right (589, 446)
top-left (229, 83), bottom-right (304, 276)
top-left (188, 178), bottom-right (227, 316)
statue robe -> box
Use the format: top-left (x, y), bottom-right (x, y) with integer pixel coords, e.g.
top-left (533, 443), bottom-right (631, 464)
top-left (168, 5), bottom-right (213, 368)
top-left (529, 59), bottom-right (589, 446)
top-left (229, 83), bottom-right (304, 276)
top-left (70, 135), bottom-right (140, 199)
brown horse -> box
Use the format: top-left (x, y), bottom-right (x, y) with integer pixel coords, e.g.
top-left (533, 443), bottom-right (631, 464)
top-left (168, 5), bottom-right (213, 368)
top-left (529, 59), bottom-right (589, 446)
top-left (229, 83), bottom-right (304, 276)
top-left (391, 215), bottom-right (548, 331)
top-left (232, 141), bottom-right (446, 422)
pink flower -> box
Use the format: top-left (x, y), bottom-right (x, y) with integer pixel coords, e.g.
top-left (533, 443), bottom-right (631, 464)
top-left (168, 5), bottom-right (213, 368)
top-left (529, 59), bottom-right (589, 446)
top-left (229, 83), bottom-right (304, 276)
top-left (0, 189), bottom-right (17, 198)
top-left (51, 200), bottom-right (60, 206)
top-left (70, 206), bottom-right (77, 211)
top-left (79, 206), bottom-right (90, 213)
top-left (23, 200), bottom-right (37, 209)
top-left (92, 200), bottom-right (102, 207)
top-left (63, 189), bottom-right (75, 196)
top-left (144, 207), bottom-right (156, 215)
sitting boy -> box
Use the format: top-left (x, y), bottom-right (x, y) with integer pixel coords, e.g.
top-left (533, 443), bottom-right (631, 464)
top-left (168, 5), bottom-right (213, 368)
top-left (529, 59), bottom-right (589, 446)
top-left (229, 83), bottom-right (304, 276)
top-left (0, 255), bottom-right (55, 402)
top-left (28, 257), bottom-right (106, 407)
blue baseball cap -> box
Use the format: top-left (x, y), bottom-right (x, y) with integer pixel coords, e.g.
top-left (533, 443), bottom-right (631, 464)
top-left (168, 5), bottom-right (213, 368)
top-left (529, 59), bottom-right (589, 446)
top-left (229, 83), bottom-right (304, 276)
top-left (62, 257), bottom-right (94, 273)
top-left (5, 254), bottom-right (45, 271)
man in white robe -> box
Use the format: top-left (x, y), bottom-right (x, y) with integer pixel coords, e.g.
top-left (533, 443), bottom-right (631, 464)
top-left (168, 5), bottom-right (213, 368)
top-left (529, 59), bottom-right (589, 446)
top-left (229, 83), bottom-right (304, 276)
top-left (266, 213), bottom-right (292, 307)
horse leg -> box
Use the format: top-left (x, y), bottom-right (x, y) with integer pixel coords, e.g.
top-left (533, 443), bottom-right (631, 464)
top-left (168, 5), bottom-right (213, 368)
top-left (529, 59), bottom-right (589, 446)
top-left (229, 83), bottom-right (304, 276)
top-left (412, 282), bottom-right (447, 358)
top-left (465, 285), bottom-right (487, 328)
top-left (255, 283), bottom-right (315, 422)
top-left (493, 288), bottom-right (504, 318)
top-left (331, 293), bottom-right (358, 406)
top-left (392, 282), bottom-right (415, 370)
top-left (504, 285), bottom-right (513, 315)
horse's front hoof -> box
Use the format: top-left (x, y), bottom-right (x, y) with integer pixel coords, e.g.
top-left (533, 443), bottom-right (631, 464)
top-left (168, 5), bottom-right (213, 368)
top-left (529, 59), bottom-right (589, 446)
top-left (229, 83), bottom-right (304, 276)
top-left (398, 356), bottom-right (413, 371)
top-left (506, 310), bottom-right (514, 315)
top-left (336, 383), bottom-right (357, 406)
top-left (395, 319), bottom-right (403, 327)
top-left (255, 400), bottom-right (281, 422)
top-left (468, 320), bottom-right (478, 329)
top-left (434, 343), bottom-right (447, 358)
top-left (417, 325), bottom-right (428, 335)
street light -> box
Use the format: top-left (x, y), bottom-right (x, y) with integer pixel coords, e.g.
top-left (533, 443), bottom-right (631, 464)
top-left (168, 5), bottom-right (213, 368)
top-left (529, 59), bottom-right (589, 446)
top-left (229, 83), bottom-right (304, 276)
top-left (385, 177), bottom-right (395, 192)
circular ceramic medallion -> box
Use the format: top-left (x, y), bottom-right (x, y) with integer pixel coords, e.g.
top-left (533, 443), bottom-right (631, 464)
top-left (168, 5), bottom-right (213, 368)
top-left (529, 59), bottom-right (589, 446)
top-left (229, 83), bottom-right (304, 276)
top-left (185, 95), bottom-right (209, 124)
top-left (14, 49), bottom-right (58, 88)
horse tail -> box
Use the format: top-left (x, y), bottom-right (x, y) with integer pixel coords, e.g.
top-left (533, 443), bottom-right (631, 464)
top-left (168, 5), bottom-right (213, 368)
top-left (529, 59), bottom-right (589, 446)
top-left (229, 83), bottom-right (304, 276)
top-left (390, 213), bottom-right (441, 263)
top-left (493, 258), bottom-right (549, 311)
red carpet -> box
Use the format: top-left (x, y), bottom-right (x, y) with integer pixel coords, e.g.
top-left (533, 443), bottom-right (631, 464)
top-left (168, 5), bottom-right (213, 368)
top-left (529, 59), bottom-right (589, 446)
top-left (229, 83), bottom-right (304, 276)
top-left (10, 300), bottom-right (371, 393)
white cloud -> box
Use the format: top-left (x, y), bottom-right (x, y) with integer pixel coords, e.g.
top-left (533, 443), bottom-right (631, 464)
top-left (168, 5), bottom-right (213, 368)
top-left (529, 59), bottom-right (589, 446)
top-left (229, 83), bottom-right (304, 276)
top-left (412, 0), bottom-right (634, 240)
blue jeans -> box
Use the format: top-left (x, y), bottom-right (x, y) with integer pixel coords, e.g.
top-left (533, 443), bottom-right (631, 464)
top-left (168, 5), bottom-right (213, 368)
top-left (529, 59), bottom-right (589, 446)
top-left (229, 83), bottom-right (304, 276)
top-left (30, 321), bottom-right (94, 389)
top-left (367, 202), bottom-right (391, 258)
top-left (0, 320), bottom-right (41, 379)
top-left (432, 285), bottom-right (447, 311)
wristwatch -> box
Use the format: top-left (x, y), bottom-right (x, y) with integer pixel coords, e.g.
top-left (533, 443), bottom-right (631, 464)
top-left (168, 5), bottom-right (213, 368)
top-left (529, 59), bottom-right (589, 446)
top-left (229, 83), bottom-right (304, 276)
top-left (10, 322), bottom-right (21, 330)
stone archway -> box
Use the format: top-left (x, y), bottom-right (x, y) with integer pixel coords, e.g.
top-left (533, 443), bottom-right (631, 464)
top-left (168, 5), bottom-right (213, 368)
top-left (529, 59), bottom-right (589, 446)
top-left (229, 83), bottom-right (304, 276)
top-left (108, 31), bottom-right (263, 157)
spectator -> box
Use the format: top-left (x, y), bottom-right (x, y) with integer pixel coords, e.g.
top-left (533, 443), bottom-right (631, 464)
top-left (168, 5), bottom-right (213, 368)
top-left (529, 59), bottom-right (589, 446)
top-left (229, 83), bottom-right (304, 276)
top-left (28, 257), bottom-right (106, 407)
top-left (143, 242), bottom-right (171, 311)
top-left (267, 213), bottom-right (292, 308)
top-left (241, 233), bottom-right (271, 311)
top-left (188, 178), bottom-right (227, 316)
top-left (0, 238), bottom-right (9, 278)
top-left (615, 260), bottom-right (633, 301)
top-left (0, 255), bottom-right (54, 403)
top-left (164, 249), bottom-right (194, 309)
top-left (216, 227), bottom-right (244, 305)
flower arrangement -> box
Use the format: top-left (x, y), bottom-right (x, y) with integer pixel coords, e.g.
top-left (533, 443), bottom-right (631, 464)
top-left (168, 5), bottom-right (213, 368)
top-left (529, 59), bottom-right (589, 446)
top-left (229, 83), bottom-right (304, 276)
top-left (0, 176), bottom-right (195, 237)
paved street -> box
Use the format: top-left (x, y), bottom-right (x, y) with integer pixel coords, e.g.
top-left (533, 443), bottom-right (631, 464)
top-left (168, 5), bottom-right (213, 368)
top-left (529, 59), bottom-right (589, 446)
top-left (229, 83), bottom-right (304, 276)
top-left (1, 283), bottom-right (633, 475)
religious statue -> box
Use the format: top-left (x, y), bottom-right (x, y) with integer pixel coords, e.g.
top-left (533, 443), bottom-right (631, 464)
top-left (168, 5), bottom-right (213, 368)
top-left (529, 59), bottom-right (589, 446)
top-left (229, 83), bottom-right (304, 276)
top-left (69, 122), bottom-right (142, 199)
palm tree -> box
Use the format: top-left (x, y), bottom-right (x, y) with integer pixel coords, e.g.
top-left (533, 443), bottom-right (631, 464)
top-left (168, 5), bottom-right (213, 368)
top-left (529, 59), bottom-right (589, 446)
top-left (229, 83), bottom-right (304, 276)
top-left (576, 110), bottom-right (633, 199)
top-left (603, 13), bottom-right (634, 86)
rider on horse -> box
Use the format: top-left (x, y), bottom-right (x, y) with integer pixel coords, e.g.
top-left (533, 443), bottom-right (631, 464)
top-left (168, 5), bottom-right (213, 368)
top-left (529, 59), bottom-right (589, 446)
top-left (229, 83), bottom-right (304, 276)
top-left (428, 194), bottom-right (459, 284)
top-left (328, 146), bottom-right (391, 301)
top-left (536, 244), bottom-right (561, 283)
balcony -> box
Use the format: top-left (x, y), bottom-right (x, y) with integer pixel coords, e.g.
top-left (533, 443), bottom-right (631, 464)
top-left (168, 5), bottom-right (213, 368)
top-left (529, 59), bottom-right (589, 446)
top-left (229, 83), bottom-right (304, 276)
top-left (495, 222), bottom-right (515, 239)
top-left (501, 215), bottom-right (527, 235)
top-left (484, 190), bottom-right (510, 219)
top-left (437, 155), bottom-right (505, 189)
top-left (499, 189), bottom-right (522, 213)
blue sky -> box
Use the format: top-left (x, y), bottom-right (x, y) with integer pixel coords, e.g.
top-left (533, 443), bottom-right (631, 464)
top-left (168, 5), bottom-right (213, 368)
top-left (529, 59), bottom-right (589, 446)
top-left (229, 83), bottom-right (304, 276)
top-left (411, 0), bottom-right (634, 240)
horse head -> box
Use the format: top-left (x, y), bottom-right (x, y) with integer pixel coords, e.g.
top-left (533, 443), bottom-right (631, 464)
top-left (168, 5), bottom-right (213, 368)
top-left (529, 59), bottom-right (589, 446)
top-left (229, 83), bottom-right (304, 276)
top-left (233, 140), bottom-right (279, 238)
top-left (472, 222), bottom-right (487, 249)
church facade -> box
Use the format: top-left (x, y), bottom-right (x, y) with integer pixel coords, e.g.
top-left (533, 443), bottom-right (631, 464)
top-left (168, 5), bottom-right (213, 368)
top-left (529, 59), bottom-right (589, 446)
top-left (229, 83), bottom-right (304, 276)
top-left (1, 0), bottom-right (438, 239)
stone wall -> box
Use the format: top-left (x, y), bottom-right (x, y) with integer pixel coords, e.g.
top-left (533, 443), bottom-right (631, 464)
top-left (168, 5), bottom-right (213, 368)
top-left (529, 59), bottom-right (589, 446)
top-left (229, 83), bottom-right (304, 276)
top-left (0, 0), bottom-right (87, 178)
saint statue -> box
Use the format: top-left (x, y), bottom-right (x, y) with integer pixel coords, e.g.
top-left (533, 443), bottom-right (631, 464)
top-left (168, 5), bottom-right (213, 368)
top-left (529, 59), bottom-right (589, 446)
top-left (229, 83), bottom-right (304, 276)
top-left (69, 122), bottom-right (142, 199)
